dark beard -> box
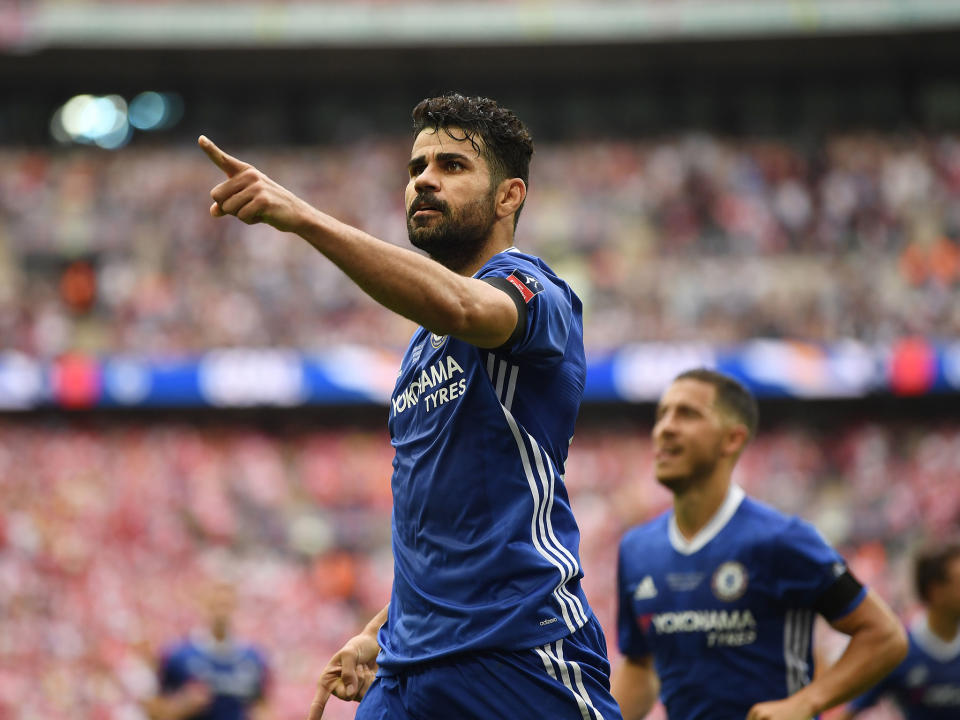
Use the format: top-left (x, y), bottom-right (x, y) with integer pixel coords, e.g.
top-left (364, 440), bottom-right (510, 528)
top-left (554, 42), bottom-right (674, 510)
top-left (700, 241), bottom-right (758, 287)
top-left (655, 447), bottom-right (721, 496)
top-left (407, 190), bottom-right (496, 272)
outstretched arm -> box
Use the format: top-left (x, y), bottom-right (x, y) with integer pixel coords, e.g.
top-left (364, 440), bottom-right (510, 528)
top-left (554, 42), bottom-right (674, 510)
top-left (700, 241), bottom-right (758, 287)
top-left (746, 590), bottom-right (907, 720)
top-left (610, 655), bottom-right (659, 720)
top-left (306, 604), bottom-right (387, 720)
top-left (199, 137), bottom-right (518, 348)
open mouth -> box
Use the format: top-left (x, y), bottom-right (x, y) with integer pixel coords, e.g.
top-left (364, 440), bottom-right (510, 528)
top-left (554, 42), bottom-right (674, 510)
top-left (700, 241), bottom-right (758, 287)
top-left (655, 446), bottom-right (683, 461)
top-left (409, 196), bottom-right (445, 218)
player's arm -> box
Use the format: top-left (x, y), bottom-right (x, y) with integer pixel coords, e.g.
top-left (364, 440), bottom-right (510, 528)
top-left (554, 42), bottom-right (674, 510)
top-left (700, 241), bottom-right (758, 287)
top-left (747, 590), bottom-right (907, 720)
top-left (248, 699), bottom-right (273, 720)
top-left (307, 603), bottom-right (387, 720)
top-left (610, 655), bottom-right (659, 720)
top-left (199, 137), bottom-right (519, 349)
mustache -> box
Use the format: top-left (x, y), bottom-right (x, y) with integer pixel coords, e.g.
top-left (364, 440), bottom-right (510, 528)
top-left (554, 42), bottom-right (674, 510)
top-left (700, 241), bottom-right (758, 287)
top-left (408, 193), bottom-right (449, 219)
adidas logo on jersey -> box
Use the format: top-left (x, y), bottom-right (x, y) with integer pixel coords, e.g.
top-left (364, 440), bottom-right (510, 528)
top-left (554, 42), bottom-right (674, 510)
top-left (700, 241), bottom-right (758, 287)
top-left (633, 576), bottom-right (658, 600)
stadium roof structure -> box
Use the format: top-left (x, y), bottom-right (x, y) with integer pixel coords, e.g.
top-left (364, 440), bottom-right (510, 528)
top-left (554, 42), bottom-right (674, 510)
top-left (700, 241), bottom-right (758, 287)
top-left (5, 0), bottom-right (960, 49)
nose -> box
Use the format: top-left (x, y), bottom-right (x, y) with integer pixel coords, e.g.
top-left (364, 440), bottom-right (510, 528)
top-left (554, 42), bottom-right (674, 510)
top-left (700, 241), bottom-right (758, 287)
top-left (653, 410), bottom-right (675, 440)
top-left (413, 161), bottom-right (441, 193)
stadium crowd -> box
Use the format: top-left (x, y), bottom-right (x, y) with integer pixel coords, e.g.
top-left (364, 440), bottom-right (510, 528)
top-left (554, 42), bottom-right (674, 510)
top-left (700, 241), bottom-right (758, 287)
top-left (1, 132), bottom-right (959, 358)
top-left (0, 419), bottom-right (955, 719)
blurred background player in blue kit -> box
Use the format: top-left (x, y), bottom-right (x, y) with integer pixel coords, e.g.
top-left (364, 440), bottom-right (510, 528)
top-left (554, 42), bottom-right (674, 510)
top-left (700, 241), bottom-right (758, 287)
top-left (837, 543), bottom-right (960, 720)
top-left (611, 369), bottom-right (907, 720)
top-left (199, 93), bottom-right (622, 720)
top-left (142, 581), bottom-right (270, 720)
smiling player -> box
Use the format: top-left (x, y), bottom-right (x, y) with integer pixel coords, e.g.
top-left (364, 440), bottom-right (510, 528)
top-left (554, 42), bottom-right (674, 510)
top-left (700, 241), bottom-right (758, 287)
top-left (612, 369), bottom-right (907, 720)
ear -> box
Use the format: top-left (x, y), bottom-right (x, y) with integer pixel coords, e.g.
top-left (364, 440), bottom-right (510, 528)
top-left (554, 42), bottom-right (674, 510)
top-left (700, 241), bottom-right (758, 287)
top-left (495, 178), bottom-right (526, 220)
top-left (721, 423), bottom-right (750, 458)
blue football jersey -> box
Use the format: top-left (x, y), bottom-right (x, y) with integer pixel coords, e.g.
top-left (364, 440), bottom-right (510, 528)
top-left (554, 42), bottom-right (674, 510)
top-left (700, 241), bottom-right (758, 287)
top-left (617, 485), bottom-right (866, 720)
top-left (850, 614), bottom-right (960, 720)
top-left (158, 632), bottom-right (269, 720)
top-left (378, 248), bottom-right (591, 670)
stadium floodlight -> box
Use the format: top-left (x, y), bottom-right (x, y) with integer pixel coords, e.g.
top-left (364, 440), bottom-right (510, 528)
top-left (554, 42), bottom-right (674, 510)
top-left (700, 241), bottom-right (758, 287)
top-left (128, 91), bottom-right (184, 131)
top-left (50, 93), bottom-right (131, 149)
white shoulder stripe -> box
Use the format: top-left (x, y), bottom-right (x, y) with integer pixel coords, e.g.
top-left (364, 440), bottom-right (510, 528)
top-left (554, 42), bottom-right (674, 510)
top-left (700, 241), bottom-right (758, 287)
top-left (504, 364), bottom-right (519, 411)
top-left (486, 353), bottom-right (520, 411)
top-left (494, 358), bottom-right (508, 398)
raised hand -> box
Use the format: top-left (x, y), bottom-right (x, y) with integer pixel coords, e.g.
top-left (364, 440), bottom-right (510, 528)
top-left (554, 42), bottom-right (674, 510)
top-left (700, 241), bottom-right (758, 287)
top-left (306, 632), bottom-right (380, 720)
top-left (199, 135), bottom-right (314, 233)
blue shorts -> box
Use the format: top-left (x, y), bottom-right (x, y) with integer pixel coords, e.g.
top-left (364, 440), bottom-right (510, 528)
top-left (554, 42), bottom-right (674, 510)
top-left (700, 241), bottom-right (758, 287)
top-left (356, 615), bottom-right (623, 720)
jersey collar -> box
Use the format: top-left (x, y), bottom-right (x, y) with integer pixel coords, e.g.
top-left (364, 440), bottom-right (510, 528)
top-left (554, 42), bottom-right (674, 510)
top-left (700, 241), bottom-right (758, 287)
top-left (668, 484), bottom-right (745, 555)
top-left (191, 628), bottom-right (240, 658)
top-left (471, 246), bottom-right (521, 279)
top-left (912, 612), bottom-right (960, 662)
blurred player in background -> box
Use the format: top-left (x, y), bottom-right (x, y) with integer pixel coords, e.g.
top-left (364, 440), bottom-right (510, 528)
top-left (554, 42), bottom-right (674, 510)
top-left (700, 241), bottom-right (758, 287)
top-left (612, 369), bottom-right (907, 720)
top-left (200, 93), bottom-right (622, 720)
top-left (836, 542), bottom-right (960, 720)
top-left (143, 580), bottom-right (270, 720)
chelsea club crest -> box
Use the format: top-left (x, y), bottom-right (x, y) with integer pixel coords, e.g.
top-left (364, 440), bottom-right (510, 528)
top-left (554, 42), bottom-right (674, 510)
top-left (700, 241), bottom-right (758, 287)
top-left (712, 561), bottom-right (748, 601)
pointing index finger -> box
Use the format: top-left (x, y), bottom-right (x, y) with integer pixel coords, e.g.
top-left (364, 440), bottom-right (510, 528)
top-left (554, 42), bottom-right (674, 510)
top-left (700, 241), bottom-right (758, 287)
top-left (198, 135), bottom-right (248, 177)
top-left (307, 685), bottom-right (332, 720)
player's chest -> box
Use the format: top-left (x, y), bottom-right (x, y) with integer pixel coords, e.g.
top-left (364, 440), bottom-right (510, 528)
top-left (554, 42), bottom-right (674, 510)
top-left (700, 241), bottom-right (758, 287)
top-left (389, 333), bottom-right (476, 433)
top-left (183, 654), bottom-right (262, 698)
top-left (902, 657), bottom-right (960, 711)
top-left (626, 554), bottom-right (775, 648)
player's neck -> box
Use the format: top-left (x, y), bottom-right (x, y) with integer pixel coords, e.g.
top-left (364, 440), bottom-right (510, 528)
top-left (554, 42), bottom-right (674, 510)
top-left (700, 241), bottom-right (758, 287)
top-left (673, 475), bottom-right (732, 541)
top-left (443, 234), bottom-right (514, 276)
top-left (472, 234), bottom-right (515, 275)
top-left (927, 607), bottom-right (960, 644)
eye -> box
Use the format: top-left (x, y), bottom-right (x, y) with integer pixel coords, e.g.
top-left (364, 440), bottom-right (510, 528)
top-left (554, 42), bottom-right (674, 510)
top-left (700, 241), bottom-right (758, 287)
top-left (446, 160), bottom-right (464, 172)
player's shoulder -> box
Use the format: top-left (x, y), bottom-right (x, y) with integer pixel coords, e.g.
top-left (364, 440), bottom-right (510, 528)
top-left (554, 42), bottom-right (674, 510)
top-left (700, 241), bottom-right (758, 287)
top-left (241, 641), bottom-right (269, 664)
top-left (738, 495), bottom-right (840, 563)
top-left (620, 510), bottom-right (671, 552)
top-left (737, 494), bottom-right (793, 525)
top-left (479, 249), bottom-right (565, 288)
top-left (159, 637), bottom-right (194, 665)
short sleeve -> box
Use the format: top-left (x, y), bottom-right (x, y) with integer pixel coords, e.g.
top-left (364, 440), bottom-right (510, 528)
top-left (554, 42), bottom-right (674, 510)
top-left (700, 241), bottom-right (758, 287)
top-left (616, 542), bottom-right (651, 658)
top-left (157, 647), bottom-right (185, 694)
top-left (773, 518), bottom-right (866, 620)
top-left (478, 261), bottom-right (574, 366)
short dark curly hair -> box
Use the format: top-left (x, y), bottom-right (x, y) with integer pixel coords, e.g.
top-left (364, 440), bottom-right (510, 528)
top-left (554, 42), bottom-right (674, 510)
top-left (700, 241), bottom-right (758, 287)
top-left (411, 93), bottom-right (534, 226)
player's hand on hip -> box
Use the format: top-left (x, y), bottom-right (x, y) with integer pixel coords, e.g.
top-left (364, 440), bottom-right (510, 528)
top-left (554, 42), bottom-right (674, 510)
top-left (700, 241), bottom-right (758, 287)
top-left (746, 695), bottom-right (816, 720)
top-left (306, 633), bottom-right (380, 720)
top-left (199, 135), bottom-right (312, 234)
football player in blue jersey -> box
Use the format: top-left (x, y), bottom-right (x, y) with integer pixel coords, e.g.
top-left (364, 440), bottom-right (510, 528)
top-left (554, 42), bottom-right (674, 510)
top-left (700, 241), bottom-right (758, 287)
top-left (837, 543), bottom-right (960, 720)
top-left (200, 94), bottom-right (622, 720)
top-left (143, 581), bottom-right (271, 720)
top-left (611, 369), bottom-right (907, 720)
